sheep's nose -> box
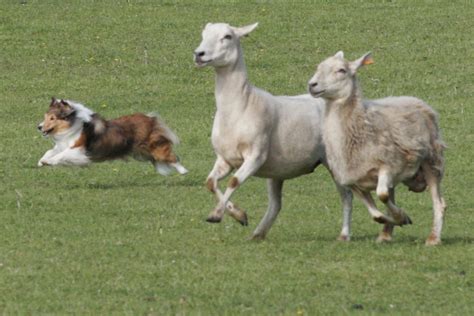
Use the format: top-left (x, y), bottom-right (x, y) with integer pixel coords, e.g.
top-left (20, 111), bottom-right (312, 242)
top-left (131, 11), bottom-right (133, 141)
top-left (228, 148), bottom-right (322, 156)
top-left (194, 51), bottom-right (205, 57)
top-left (310, 82), bottom-right (318, 88)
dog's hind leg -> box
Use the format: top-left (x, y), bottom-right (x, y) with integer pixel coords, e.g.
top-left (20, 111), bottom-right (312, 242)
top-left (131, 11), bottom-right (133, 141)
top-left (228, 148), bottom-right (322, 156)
top-left (153, 161), bottom-right (174, 176)
top-left (170, 157), bottom-right (189, 174)
top-left (150, 137), bottom-right (188, 175)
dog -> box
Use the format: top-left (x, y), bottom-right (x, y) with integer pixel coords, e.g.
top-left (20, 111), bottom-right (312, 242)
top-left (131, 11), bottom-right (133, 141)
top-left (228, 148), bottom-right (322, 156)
top-left (37, 97), bottom-right (188, 175)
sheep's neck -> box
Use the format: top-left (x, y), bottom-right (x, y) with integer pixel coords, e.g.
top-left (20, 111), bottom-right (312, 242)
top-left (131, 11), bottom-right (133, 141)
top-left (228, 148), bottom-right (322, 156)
top-left (214, 49), bottom-right (251, 114)
top-left (327, 84), bottom-right (368, 168)
top-left (337, 88), bottom-right (364, 127)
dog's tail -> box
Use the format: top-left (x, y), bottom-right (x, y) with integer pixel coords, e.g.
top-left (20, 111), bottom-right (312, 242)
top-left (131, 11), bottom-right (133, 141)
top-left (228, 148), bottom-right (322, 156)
top-left (147, 112), bottom-right (180, 145)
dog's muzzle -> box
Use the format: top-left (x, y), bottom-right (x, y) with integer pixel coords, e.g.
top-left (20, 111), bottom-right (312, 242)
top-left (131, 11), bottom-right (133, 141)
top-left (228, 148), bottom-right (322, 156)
top-left (38, 124), bottom-right (52, 136)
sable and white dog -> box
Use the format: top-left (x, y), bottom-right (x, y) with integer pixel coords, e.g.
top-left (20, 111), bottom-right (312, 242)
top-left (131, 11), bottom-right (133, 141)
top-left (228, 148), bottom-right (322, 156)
top-left (37, 97), bottom-right (188, 175)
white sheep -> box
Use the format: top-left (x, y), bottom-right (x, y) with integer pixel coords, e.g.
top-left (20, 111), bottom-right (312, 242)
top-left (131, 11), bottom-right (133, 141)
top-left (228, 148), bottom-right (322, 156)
top-left (308, 51), bottom-right (446, 245)
top-left (194, 22), bottom-right (354, 240)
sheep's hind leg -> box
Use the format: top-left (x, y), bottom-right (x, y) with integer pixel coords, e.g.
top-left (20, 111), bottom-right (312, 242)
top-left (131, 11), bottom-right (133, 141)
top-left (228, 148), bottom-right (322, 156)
top-left (251, 178), bottom-right (284, 240)
top-left (423, 163), bottom-right (446, 246)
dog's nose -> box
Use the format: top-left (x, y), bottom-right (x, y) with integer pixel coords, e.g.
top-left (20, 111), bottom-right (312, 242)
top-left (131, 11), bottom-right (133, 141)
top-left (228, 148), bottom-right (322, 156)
top-left (194, 51), bottom-right (205, 57)
top-left (37, 125), bottom-right (42, 131)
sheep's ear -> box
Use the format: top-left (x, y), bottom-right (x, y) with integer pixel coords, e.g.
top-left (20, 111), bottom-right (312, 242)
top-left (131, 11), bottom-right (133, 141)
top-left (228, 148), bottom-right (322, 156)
top-left (349, 52), bottom-right (373, 73)
top-left (335, 51), bottom-right (344, 59)
top-left (205, 22), bottom-right (212, 29)
top-left (232, 22), bottom-right (258, 38)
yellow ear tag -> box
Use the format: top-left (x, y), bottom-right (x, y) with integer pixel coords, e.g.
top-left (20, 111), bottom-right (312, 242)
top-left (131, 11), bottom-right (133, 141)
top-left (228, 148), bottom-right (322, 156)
top-left (363, 56), bottom-right (374, 65)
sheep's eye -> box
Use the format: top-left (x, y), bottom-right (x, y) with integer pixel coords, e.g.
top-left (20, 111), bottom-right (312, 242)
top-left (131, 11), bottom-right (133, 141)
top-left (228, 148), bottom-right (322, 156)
top-left (337, 68), bottom-right (347, 74)
top-left (223, 34), bottom-right (232, 40)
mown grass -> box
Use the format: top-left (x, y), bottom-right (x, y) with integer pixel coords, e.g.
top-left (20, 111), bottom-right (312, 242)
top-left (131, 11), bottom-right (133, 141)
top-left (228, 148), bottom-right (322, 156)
top-left (0, 1), bottom-right (473, 314)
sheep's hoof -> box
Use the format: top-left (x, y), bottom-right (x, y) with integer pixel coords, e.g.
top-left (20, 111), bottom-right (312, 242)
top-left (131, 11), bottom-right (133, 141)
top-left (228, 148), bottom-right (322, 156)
top-left (227, 205), bottom-right (248, 226)
top-left (425, 239), bottom-right (441, 246)
top-left (376, 232), bottom-right (393, 243)
top-left (425, 234), bottom-right (441, 246)
top-left (205, 216), bottom-right (222, 224)
top-left (403, 215), bottom-right (413, 226)
top-left (337, 235), bottom-right (350, 242)
top-left (373, 216), bottom-right (391, 224)
top-left (250, 233), bottom-right (266, 241)
top-left (394, 215), bottom-right (413, 227)
top-left (235, 211), bottom-right (248, 226)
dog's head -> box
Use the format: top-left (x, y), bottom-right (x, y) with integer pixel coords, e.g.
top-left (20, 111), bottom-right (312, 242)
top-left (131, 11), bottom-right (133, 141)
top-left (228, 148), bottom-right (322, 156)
top-left (37, 97), bottom-right (77, 137)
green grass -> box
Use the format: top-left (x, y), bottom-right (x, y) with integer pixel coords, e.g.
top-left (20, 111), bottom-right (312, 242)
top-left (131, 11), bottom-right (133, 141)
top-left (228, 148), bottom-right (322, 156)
top-left (1, 0), bottom-right (473, 314)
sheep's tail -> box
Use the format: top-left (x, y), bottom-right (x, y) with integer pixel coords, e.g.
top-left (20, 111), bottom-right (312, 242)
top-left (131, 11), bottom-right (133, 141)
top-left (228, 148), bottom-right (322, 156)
top-left (147, 112), bottom-right (180, 145)
top-left (425, 108), bottom-right (446, 180)
top-left (430, 135), bottom-right (446, 180)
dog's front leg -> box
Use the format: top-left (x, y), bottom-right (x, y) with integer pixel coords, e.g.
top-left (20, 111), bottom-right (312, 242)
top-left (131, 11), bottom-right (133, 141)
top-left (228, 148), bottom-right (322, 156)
top-left (38, 147), bottom-right (61, 167)
top-left (42, 148), bottom-right (90, 166)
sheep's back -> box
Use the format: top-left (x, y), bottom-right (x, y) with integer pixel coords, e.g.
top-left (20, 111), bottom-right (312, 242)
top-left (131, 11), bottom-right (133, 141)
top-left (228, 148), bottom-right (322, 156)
top-left (365, 96), bottom-right (440, 166)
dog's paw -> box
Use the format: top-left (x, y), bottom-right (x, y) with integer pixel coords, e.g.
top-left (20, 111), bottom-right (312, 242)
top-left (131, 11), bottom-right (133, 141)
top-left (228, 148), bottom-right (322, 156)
top-left (38, 160), bottom-right (51, 167)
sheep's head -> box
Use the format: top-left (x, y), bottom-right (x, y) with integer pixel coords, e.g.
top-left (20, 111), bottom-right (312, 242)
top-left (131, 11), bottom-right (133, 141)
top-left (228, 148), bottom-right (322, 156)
top-left (308, 51), bottom-right (373, 101)
top-left (194, 22), bottom-right (258, 68)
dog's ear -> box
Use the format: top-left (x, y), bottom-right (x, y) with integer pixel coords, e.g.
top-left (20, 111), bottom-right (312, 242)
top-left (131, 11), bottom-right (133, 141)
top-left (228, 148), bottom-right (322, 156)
top-left (58, 100), bottom-right (76, 118)
top-left (50, 97), bottom-right (58, 107)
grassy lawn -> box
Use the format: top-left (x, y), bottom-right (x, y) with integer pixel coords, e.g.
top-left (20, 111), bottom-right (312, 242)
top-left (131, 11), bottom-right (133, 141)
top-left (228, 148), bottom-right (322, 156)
top-left (1, 0), bottom-right (473, 314)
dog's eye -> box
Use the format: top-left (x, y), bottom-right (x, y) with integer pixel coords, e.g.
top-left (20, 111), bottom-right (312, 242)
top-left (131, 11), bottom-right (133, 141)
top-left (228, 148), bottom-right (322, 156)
top-left (223, 34), bottom-right (232, 40)
top-left (50, 117), bottom-right (54, 120)
top-left (337, 68), bottom-right (347, 74)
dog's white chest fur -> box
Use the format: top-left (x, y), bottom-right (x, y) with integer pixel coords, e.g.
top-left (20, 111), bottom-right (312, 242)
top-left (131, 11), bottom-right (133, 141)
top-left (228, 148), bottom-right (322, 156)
top-left (39, 124), bottom-right (90, 167)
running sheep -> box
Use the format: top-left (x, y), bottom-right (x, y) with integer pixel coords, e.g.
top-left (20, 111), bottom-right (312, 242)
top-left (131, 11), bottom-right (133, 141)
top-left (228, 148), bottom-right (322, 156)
top-left (194, 23), bottom-right (354, 240)
top-left (308, 51), bottom-right (446, 245)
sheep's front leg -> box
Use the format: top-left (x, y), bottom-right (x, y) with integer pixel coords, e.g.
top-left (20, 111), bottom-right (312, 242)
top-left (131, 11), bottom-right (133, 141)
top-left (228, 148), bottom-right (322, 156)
top-left (376, 188), bottom-right (397, 243)
top-left (213, 153), bottom-right (267, 224)
top-left (336, 184), bottom-right (353, 241)
top-left (205, 156), bottom-right (248, 225)
top-left (251, 178), bottom-right (284, 240)
top-left (352, 189), bottom-right (397, 225)
top-left (377, 170), bottom-right (412, 226)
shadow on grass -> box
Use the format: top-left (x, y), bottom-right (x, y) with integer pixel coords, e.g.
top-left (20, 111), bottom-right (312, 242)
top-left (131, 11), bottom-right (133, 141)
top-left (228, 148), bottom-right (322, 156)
top-left (439, 236), bottom-right (474, 245)
top-left (261, 231), bottom-right (474, 246)
top-left (343, 234), bottom-right (474, 246)
top-left (86, 177), bottom-right (203, 190)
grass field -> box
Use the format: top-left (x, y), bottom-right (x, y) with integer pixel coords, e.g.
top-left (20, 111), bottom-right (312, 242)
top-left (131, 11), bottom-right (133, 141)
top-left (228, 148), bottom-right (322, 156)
top-left (1, 1), bottom-right (473, 314)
